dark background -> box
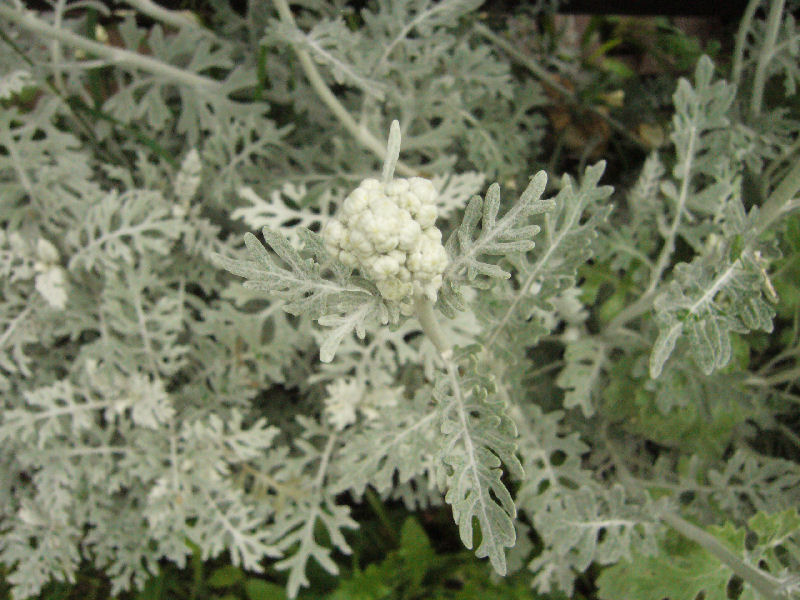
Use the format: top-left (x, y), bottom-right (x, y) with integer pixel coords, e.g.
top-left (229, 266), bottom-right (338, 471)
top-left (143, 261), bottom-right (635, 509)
top-left (29, 0), bottom-right (752, 19)
top-left (558, 0), bottom-right (748, 17)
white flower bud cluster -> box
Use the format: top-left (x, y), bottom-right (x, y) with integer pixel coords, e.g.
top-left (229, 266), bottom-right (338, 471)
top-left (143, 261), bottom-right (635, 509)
top-left (323, 177), bottom-right (448, 312)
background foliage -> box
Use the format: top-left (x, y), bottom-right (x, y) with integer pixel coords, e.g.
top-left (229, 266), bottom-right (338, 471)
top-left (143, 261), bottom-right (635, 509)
top-left (1, 0), bottom-right (800, 599)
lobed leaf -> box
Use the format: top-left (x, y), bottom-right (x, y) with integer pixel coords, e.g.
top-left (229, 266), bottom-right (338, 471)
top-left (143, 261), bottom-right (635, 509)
top-left (212, 227), bottom-right (383, 362)
top-left (432, 345), bottom-right (523, 574)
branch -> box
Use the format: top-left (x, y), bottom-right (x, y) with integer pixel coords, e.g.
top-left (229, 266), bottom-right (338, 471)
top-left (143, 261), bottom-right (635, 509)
top-left (123, 0), bottom-right (210, 33)
top-left (750, 0), bottom-right (786, 117)
top-left (0, 4), bottom-right (223, 92)
top-left (756, 156), bottom-right (800, 232)
top-left (269, 0), bottom-right (418, 177)
top-left (732, 0), bottom-right (762, 87)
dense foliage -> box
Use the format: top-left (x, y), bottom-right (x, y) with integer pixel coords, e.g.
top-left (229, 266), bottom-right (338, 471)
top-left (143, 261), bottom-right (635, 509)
top-left (1, 0), bottom-right (799, 598)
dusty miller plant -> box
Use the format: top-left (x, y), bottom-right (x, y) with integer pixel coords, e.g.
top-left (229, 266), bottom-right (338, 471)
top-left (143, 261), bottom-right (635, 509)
top-left (0, 0), bottom-right (799, 598)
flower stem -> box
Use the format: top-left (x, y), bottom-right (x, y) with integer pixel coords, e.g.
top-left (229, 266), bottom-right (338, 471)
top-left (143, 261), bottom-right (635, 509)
top-left (414, 296), bottom-right (452, 360)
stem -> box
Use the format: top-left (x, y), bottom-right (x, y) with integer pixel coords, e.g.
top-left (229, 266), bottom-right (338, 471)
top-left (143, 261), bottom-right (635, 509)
top-left (763, 135), bottom-right (800, 195)
top-left (758, 364), bottom-right (800, 387)
top-left (732, 0), bottom-right (761, 87)
top-left (473, 22), bottom-right (647, 151)
top-left (313, 431), bottom-right (338, 492)
top-left (364, 488), bottom-right (398, 545)
top-left (756, 344), bottom-right (800, 375)
top-left (660, 511), bottom-right (791, 600)
top-left (51, 0), bottom-right (68, 93)
top-left (750, 0), bottom-right (785, 118)
top-left (0, 4), bottom-right (223, 92)
top-left (123, 0), bottom-right (209, 33)
top-left (525, 360), bottom-right (566, 381)
top-left (236, 461), bottom-right (306, 501)
top-left (776, 422), bottom-right (800, 450)
top-left (756, 157), bottom-right (800, 232)
top-left (603, 126), bottom-right (700, 334)
top-left (270, 0), bottom-right (417, 177)
top-left (649, 126), bottom-right (697, 290)
top-left (414, 295), bottom-right (452, 360)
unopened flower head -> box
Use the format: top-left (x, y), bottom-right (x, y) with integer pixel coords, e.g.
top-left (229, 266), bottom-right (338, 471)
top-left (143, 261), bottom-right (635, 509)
top-left (323, 177), bottom-right (448, 314)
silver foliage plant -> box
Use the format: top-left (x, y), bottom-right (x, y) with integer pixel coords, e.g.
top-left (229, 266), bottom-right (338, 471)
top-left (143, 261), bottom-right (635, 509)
top-left (1, 0), bottom-right (800, 598)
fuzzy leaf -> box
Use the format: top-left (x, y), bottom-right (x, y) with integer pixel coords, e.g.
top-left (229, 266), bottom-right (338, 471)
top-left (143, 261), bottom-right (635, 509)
top-left (233, 184), bottom-right (333, 243)
top-left (67, 190), bottom-right (185, 272)
top-left (432, 345), bottom-right (523, 575)
top-left (650, 252), bottom-right (775, 378)
top-left (212, 227), bottom-right (383, 362)
top-left (476, 162), bottom-right (612, 358)
top-left (556, 338), bottom-right (606, 417)
top-left (440, 171), bottom-right (554, 314)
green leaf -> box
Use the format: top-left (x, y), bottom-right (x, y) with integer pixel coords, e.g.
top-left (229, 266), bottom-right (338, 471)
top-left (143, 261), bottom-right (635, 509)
top-left (747, 509), bottom-right (800, 576)
top-left (749, 509), bottom-right (800, 547)
top-left (597, 511), bottom-right (800, 600)
top-left (396, 518), bottom-right (435, 588)
top-left (244, 578), bottom-right (288, 600)
top-left (330, 564), bottom-right (393, 600)
top-left (207, 565), bottom-right (245, 589)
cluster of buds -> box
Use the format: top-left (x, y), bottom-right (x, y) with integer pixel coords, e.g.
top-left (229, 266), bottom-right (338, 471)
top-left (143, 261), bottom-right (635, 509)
top-left (323, 176), bottom-right (448, 313)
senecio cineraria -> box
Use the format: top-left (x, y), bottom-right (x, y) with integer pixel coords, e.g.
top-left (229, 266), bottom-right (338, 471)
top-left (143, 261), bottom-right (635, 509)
top-left (3, 1), bottom-right (800, 599)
